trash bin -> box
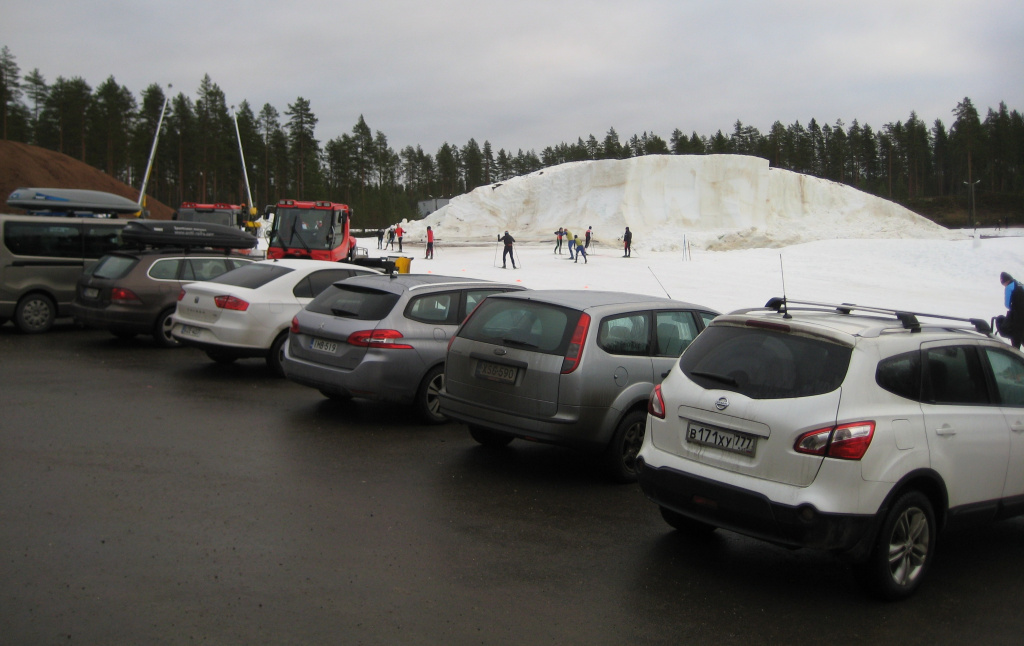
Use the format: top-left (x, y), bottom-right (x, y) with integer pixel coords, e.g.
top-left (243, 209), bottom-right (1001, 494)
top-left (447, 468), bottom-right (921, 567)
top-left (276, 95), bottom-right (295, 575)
top-left (393, 256), bottom-right (413, 274)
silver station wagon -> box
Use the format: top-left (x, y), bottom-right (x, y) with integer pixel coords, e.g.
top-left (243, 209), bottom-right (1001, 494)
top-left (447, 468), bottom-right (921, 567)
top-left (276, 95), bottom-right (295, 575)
top-left (283, 274), bottom-right (525, 423)
top-left (439, 290), bottom-right (718, 481)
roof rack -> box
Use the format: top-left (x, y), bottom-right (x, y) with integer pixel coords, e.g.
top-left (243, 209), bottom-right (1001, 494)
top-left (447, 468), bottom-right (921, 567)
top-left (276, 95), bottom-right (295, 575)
top-left (763, 296), bottom-right (993, 336)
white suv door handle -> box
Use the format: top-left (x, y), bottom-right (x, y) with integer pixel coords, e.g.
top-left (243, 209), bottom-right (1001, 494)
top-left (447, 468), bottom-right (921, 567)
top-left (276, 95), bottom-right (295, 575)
top-left (935, 424), bottom-right (957, 436)
top-left (1011, 422), bottom-right (1024, 434)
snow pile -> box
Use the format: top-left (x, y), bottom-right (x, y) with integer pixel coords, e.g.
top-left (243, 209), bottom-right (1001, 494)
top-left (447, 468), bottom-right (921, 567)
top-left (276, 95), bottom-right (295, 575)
top-left (400, 155), bottom-right (958, 251)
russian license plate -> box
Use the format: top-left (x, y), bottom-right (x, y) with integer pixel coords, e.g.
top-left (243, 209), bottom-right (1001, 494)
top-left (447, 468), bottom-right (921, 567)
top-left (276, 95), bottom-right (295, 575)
top-left (84, 287), bottom-right (99, 299)
top-left (686, 422), bottom-right (757, 456)
top-left (476, 360), bottom-right (518, 384)
top-left (179, 325), bottom-right (202, 338)
top-left (310, 337), bottom-right (338, 354)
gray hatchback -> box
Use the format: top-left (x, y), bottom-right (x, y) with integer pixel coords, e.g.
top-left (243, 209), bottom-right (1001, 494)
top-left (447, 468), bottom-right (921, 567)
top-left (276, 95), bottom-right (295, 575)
top-left (283, 274), bottom-right (525, 423)
top-left (439, 290), bottom-right (718, 481)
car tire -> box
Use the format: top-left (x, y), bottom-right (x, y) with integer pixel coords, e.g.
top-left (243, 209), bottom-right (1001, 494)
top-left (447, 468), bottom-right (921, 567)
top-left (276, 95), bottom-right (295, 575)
top-left (858, 490), bottom-right (935, 601)
top-left (319, 389), bottom-right (352, 402)
top-left (153, 308), bottom-right (181, 348)
top-left (266, 331), bottom-right (288, 378)
top-left (14, 293), bottom-right (56, 333)
top-left (469, 425), bottom-right (514, 448)
top-left (660, 506), bottom-right (716, 534)
top-left (110, 328), bottom-right (137, 340)
top-left (415, 365), bottom-right (447, 424)
top-left (604, 409), bottom-right (647, 483)
top-left (206, 350), bottom-right (238, 364)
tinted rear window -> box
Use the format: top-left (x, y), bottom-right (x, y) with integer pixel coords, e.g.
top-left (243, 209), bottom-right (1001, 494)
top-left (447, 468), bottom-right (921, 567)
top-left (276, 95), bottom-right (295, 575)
top-left (210, 263), bottom-right (295, 289)
top-left (680, 325), bottom-right (852, 399)
top-left (306, 284), bottom-right (400, 321)
top-left (90, 254), bottom-right (138, 279)
top-left (458, 298), bottom-right (580, 355)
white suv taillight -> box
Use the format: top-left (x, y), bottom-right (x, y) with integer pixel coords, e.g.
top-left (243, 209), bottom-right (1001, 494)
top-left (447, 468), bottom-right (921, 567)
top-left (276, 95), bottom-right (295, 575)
top-left (648, 384), bottom-right (666, 419)
top-left (795, 421), bottom-right (875, 460)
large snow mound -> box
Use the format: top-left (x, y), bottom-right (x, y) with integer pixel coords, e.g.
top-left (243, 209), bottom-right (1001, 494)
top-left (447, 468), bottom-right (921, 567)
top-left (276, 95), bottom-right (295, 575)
top-left (401, 154), bottom-right (958, 251)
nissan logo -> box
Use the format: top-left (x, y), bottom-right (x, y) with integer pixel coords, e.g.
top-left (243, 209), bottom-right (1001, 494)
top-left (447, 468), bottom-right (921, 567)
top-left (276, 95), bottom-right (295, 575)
top-left (715, 397), bottom-right (730, 410)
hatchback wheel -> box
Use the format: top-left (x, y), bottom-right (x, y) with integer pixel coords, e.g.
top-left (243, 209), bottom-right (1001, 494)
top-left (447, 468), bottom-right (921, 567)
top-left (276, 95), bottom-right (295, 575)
top-left (415, 365), bottom-right (447, 424)
top-left (604, 409), bottom-right (647, 483)
top-left (15, 293), bottom-right (55, 333)
top-left (859, 491), bottom-right (935, 600)
top-left (153, 308), bottom-right (181, 348)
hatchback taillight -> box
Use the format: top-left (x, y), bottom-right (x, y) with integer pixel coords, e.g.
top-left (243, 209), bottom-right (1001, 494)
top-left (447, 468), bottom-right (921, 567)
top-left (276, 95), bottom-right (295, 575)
top-left (649, 384), bottom-right (666, 419)
top-left (561, 313), bottom-right (591, 374)
top-left (111, 287), bottom-right (141, 303)
top-left (794, 421), bottom-right (875, 460)
top-left (347, 329), bottom-right (414, 349)
top-left (213, 295), bottom-right (249, 311)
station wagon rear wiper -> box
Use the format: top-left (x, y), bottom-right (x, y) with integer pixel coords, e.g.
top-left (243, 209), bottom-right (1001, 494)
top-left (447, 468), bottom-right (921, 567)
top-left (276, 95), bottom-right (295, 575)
top-left (501, 337), bottom-right (539, 349)
top-left (690, 370), bottom-right (738, 387)
top-left (331, 308), bottom-right (359, 318)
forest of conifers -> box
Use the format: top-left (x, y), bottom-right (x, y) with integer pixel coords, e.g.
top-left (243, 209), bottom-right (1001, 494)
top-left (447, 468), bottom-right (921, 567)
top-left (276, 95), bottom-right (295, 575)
top-left (1, 45), bottom-right (1022, 229)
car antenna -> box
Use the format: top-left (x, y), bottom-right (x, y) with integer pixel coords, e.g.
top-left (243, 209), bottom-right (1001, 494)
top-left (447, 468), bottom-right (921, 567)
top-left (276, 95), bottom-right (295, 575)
top-left (648, 267), bottom-right (672, 299)
top-left (779, 254), bottom-right (791, 319)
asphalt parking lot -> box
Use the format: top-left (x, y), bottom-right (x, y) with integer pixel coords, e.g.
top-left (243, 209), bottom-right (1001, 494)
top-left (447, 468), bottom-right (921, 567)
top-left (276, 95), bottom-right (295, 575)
top-left (3, 322), bottom-right (1024, 644)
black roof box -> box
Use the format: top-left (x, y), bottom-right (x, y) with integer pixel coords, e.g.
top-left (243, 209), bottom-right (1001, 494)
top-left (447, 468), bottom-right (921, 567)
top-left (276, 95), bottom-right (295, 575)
top-left (121, 220), bottom-right (257, 250)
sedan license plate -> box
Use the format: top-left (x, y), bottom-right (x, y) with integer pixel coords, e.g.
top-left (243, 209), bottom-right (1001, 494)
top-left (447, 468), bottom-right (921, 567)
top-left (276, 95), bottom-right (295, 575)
top-left (84, 287), bottom-right (99, 299)
top-left (476, 360), bottom-right (518, 384)
top-left (179, 324), bottom-right (202, 338)
top-left (686, 422), bottom-right (756, 456)
top-left (310, 337), bottom-right (338, 354)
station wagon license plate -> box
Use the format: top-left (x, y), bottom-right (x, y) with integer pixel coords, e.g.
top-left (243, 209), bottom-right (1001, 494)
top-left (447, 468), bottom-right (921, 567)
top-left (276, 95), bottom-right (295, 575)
top-left (178, 325), bottom-right (202, 338)
top-left (476, 360), bottom-right (518, 384)
top-left (686, 422), bottom-right (756, 456)
top-left (310, 337), bottom-right (338, 354)
top-left (84, 287), bottom-right (99, 299)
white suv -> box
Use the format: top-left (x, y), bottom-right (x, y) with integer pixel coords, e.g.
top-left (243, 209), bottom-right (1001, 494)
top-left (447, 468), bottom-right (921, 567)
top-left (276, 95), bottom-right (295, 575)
top-left (637, 298), bottom-right (1024, 600)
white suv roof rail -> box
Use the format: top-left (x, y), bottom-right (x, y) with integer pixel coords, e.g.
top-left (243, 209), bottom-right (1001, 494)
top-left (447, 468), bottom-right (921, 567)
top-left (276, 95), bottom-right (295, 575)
top-left (760, 296), bottom-right (994, 336)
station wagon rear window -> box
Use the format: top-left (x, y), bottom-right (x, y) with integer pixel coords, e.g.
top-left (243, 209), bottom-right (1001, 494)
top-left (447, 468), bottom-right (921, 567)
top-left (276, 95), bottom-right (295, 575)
top-left (90, 254), bottom-right (137, 280)
top-left (458, 298), bottom-right (581, 355)
top-left (306, 284), bottom-right (401, 321)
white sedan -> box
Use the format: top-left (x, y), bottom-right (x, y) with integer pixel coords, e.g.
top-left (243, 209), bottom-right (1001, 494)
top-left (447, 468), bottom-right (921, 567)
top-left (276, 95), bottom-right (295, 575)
top-left (171, 259), bottom-right (382, 376)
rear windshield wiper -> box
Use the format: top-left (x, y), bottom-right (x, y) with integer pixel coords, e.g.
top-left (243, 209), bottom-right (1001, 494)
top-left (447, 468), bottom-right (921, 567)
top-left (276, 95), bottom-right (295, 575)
top-left (689, 370), bottom-right (738, 387)
top-left (501, 337), bottom-right (539, 349)
top-left (331, 307), bottom-right (360, 318)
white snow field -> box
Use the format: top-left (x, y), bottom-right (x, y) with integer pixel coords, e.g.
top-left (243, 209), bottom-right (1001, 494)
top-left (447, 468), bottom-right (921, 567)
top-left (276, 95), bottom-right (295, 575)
top-left (366, 155), bottom-right (1024, 325)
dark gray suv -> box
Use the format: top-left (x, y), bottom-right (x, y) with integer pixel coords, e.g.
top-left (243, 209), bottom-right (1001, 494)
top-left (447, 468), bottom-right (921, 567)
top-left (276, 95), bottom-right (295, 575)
top-left (439, 290), bottom-right (718, 481)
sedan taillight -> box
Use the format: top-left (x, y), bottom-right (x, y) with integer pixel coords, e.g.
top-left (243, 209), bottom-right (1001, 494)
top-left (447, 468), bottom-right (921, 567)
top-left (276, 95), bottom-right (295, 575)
top-left (213, 295), bottom-right (249, 311)
top-left (177, 289), bottom-right (186, 301)
top-left (795, 421), bottom-right (875, 460)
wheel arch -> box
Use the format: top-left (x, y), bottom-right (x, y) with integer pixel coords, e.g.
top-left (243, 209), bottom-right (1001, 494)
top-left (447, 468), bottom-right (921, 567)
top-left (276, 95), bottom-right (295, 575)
top-left (879, 468), bottom-right (950, 531)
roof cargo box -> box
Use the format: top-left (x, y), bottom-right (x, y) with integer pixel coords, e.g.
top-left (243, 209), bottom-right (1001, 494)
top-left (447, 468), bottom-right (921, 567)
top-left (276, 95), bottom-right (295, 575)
top-left (121, 220), bottom-right (257, 250)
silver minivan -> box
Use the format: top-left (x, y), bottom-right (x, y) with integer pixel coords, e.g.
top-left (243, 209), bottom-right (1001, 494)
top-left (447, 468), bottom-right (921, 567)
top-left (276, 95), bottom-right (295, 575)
top-left (439, 290), bottom-right (718, 481)
top-left (0, 214), bottom-right (125, 332)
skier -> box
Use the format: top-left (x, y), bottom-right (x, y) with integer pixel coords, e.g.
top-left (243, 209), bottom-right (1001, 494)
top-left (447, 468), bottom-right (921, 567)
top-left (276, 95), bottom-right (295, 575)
top-left (425, 226), bottom-right (434, 259)
top-left (573, 234), bottom-right (587, 264)
top-left (376, 228), bottom-right (385, 249)
top-left (387, 227), bottom-right (396, 250)
top-left (585, 226), bottom-right (593, 249)
top-left (566, 228), bottom-right (576, 259)
top-left (554, 227), bottom-right (564, 254)
top-left (395, 224), bottom-right (404, 252)
top-left (1000, 272), bottom-right (1024, 348)
top-left (498, 231), bottom-right (516, 269)
top-left (623, 226), bottom-right (632, 257)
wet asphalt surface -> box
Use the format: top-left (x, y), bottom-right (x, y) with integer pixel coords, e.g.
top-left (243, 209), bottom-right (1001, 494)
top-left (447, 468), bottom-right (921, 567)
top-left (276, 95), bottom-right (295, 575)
top-left (2, 322), bottom-right (1024, 645)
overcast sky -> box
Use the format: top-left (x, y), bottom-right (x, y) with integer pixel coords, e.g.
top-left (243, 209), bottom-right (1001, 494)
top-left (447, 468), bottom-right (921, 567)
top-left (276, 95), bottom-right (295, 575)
top-left (3, 0), bottom-right (1023, 155)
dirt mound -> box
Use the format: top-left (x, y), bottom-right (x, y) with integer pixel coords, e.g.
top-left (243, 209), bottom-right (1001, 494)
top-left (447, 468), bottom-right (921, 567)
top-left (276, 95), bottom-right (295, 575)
top-left (0, 140), bottom-right (173, 219)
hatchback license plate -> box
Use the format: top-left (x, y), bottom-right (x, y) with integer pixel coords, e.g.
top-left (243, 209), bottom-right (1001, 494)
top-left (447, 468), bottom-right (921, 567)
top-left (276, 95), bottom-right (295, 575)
top-left (477, 361), bottom-right (518, 384)
top-left (686, 422), bottom-right (756, 456)
top-left (310, 337), bottom-right (338, 354)
top-left (84, 287), bottom-right (99, 299)
top-left (179, 325), bottom-right (202, 338)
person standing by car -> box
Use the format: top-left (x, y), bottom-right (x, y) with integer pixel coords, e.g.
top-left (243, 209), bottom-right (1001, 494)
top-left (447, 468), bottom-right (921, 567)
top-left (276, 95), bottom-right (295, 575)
top-left (623, 226), bottom-right (632, 257)
top-left (1000, 271), bottom-right (1024, 348)
top-left (498, 231), bottom-right (516, 269)
top-left (425, 226), bottom-right (435, 259)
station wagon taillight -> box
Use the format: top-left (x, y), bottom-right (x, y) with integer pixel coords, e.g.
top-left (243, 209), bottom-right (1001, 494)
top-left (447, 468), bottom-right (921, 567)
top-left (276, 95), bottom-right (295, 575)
top-left (347, 329), bottom-right (414, 349)
top-left (111, 287), bottom-right (141, 303)
top-left (794, 421), bottom-right (875, 460)
top-left (561, 313), bottom-right (591, 374)
top-left (290, 316), bottom-right (300, 333)
top-left (214, 295), bottom-right (249, 311)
